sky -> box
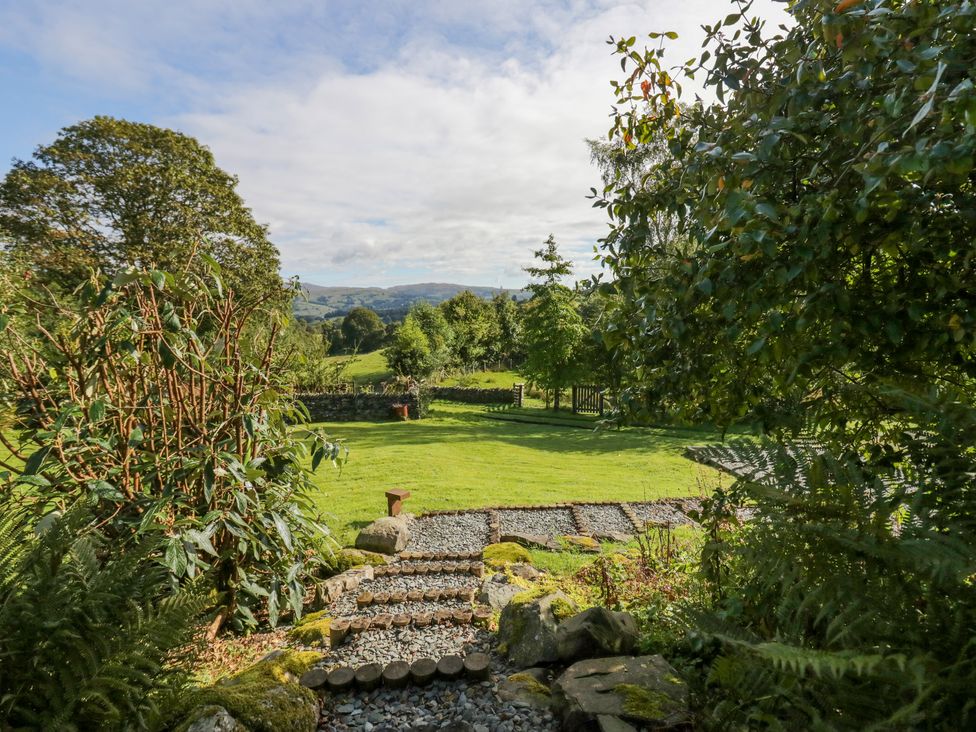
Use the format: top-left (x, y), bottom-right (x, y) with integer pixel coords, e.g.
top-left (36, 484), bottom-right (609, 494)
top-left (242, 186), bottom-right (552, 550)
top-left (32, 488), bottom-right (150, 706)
top-left (0, 0), bottom-right (792, 288)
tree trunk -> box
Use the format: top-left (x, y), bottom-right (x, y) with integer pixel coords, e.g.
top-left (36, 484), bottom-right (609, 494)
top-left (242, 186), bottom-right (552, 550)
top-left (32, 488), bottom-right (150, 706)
top-left (553, 389), bottom-right (560, 411)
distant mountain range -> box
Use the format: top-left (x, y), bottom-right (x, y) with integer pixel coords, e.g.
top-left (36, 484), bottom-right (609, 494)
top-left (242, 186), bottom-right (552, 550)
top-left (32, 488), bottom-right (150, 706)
top-left (293, 282), bottom-right (527, 321)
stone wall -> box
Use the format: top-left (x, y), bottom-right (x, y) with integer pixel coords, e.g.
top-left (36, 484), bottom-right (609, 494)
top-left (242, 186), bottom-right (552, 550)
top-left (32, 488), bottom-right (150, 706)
top-left (298, 392), bottom-right (421, 422)
top-left (428, 386), bottom-right (514, 404)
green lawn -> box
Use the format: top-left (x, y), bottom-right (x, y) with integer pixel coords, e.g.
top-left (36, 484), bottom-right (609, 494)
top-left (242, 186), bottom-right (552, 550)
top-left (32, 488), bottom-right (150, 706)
top-left (309, 402), bottom-right (724, 544)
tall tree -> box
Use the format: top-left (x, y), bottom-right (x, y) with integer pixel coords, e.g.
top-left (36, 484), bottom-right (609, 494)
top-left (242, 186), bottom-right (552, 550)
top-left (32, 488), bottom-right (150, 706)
top-left (521, 237), bottom-right (584, 409)
top-left (0, 116), bottom-right (282, 303)
top-left (524, 234), bottom-right (573, 293)
top-left (340, 306), bottom-right (386, 352)
top-left (439, 290), bottom-right (499, 371)
top-left (491, 293), bottom-right (524, 367)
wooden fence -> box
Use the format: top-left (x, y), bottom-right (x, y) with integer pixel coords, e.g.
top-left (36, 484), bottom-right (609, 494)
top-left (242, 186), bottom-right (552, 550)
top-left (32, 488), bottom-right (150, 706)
top-left (571, 385), bottom-right (604, 415)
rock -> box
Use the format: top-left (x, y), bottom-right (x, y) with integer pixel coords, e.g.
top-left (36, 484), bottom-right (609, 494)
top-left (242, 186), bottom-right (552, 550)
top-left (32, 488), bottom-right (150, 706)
top-left (497, 590), bottom-right (578, 668)
top-left (496, 668), bottom-right (552, 710)
top-left (178, 650), bottom-right (320, 732)
top-left (551, 655), bottom-right (689, 730)
top-left (355, 516), bottom-right (410, 555)
top-left (177, 705), bottom-right (248, 732)
top-left (559, 535), bottom-right (601, 553)
top-left (287, 610), bottom-right (332, 647)
top-left (339, 547), bottom-right (392, 567)
top-left (509, 563), bottom-right (542, 581)
top-left (591, 531), bottom-right (633, 544)
top-left (597, 715), bottom-right (639, 732)
top-left (477, 574), bottom-right (528, 610)
top-left (556, 607), bottom-right (638, 661)
top-left (500, 532), bottom-right (560, 552)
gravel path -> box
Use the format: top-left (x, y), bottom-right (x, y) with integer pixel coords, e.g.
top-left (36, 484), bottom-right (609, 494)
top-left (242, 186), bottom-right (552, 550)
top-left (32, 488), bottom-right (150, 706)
top-left (579, 504), bottom-right (634, 536)
top-left (497, 508), bottom-right (576, 537)
top-left (629, 501), bottom-right (694, 526)
top-left (406, 514), bottom-right (490, 553)
top-left (319, 624), bottom-right (488, 670)
top-left (320, 675), bottom-right (559, 732)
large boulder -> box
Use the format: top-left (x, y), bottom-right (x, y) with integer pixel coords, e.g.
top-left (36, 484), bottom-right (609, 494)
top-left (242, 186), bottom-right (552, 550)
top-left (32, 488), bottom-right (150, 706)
top-left (477, 574), bottom-right (528, 610)
top-left (497, 590), bottom-right (578, 668)
top-left (175, 650), bottom-right (320, 732)
top-left (556, 607), bottom-right (638, 662)
top-left (551, 655), bottom-right (689, 731)
top-left (355, 516), bottom-right (410, 554)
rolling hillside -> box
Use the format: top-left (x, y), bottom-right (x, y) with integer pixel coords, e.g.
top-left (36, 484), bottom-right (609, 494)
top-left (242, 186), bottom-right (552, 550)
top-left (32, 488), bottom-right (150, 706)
top-left (294, 282), bottom-right (526, 320)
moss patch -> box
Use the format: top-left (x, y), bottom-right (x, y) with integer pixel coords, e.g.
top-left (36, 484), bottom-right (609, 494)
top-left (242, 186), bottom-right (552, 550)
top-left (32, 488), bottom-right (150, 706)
top-left (615, 683), bottom-right (679, 722)
top-left (559, 535), bottom-right (600, 551)
top-left (286, 611), bottom-right (332, 646)
top-left (339, 547), bottom-right (388, 567)
top-left (484, 542), bottom-right (533, 568)
top-left (550, 597), bottom-right (576, 623)
top-left (178, 650), bottom-right (320, 732)
top-left (507, 672), bottom-right (551, 697)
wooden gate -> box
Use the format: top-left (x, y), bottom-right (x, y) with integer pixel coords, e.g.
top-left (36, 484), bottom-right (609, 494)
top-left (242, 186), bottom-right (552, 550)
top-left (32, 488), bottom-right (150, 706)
top-left (572, 385), bottom-right (604, 415)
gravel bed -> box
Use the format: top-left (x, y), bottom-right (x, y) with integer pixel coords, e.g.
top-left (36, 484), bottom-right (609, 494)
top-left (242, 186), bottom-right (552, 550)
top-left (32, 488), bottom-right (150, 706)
top-left (319, 676), bottom-right (559, 732)
top-left (629, 501), bottom-right (694, 527)
top-left (579, 504), bottom-right (634, 536)
top-left (407, 514), bottom-right (490, 553)
top-left (356, 573), bottom-right (476, 596)
top-left (320, 624), bottom-right (488, 670)
top-left (497, 508), bottom-right (576, 537)
top-left (331, 596), bottom-right (470, 618)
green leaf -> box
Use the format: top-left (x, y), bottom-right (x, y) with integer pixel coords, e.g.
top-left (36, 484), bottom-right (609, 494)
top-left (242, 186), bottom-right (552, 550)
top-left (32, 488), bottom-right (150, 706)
top-left (23, 446), bottom-right (51, 476)
top-left (272, 512), bottom-right (293, 551)
top-left (163, 540), bottom-right (188, 577)
top-left (746, 336), bottom-right (767, 355)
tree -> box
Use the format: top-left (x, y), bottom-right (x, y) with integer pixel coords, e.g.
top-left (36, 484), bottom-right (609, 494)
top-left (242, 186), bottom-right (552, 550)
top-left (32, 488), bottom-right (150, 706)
top-left (385, 315), bottom-right (434, 379)
top-left (600, 0), bottom-right (976, 725)
top-left (438, 290), bottom-right (499, 371)
top-left (491, 293), bottom-right (524, 366)
top-left (410, 301), bottom-right (453, 373)
top-left (524, 234), bottom-right (573, 293)
top-left (340, 306), bottom-right (385, 352)
top-left (0, 116), bottom-right (283, 304)
top-left (521, 237), bottom-right (585, 409)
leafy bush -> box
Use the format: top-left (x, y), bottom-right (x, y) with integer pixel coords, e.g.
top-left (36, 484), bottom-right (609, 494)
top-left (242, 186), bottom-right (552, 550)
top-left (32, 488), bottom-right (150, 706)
top-left (0, 500), bottom-right (204, 730)
top-left (0, 264), bottom-right (344, 636)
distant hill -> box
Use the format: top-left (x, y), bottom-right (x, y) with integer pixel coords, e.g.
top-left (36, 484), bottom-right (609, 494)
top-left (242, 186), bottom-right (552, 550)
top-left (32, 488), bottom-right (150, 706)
top-left (293, 282), bottom-right (527, 321)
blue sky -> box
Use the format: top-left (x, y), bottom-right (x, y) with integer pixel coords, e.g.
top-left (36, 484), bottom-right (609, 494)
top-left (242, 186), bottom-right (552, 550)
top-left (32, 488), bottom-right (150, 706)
top-left (0, 0), bottom-right (790, 288)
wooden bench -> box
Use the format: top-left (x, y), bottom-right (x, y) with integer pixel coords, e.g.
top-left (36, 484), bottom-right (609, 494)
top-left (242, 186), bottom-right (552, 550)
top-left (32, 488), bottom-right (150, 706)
top-left (385, 489), bottom-right (411, 517)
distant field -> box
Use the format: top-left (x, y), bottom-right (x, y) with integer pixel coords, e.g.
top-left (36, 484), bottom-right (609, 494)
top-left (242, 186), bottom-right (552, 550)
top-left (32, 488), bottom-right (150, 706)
top-left (324, 349), bottom-right (522, 391)
top-left (307, 402), bottom-right (725, 545)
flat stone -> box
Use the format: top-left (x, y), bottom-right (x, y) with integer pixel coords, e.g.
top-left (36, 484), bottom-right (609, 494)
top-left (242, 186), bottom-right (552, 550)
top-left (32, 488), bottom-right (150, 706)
top-left (477, 574), bottom-right (525, 610)
top-left (556, 606), bottom-right (639, 662)
top-left (500, 532), bottom-right (560, 552)
top-left (597, 715), bottom-right (639, 732)
top-left (551, 655), bottom-right (689, 730)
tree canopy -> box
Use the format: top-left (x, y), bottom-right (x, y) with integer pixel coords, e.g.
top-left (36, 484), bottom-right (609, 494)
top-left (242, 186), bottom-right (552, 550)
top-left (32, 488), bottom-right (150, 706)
top-left (0, 116), bottom-right (283, 304)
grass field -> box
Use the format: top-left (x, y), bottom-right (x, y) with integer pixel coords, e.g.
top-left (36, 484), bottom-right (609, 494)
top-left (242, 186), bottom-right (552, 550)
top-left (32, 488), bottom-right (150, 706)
top-left (309, 402), bottom-right (724, 544)
top-left (324, 349), bottom-right (522, 390)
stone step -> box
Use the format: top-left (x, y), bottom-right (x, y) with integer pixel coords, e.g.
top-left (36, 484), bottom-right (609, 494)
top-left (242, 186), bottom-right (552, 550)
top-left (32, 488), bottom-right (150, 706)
top-left (374, 561), bottom-right (485, 579)
top-left (330, 606), bottom-right (491, 646)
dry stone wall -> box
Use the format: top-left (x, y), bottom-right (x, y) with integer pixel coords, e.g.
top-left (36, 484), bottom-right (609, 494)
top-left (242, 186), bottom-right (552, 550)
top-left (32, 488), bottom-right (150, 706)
top-left (297, 392), bottom-right (421, 422)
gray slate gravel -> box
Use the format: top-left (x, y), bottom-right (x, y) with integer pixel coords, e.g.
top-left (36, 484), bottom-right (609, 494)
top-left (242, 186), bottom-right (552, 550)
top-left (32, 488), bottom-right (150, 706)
top-left (497, 508), bottom-right (576, 537)
top-left (406, 514), bottom-right (490, 553)
top-left (579, 504), bottom-right (635, 535)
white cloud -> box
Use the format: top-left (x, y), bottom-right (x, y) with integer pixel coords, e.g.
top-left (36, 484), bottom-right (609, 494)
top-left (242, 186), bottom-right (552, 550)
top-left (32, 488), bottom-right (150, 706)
top-left (1, 0), bottom-right (792, 287)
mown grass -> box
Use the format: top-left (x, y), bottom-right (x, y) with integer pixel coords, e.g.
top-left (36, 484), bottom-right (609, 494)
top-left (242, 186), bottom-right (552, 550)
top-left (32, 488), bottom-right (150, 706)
top-left (309, 402), bottom-right (723, 545)
top-left (324, 349), bottom-right (523, 389)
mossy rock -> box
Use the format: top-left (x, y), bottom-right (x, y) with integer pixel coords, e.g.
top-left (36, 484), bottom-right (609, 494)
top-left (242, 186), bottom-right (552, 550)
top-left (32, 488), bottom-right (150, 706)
top-left (483, 542), bottom-right (533, 568)
top-left (497, 670), bottom-right (552, 710)
top-left (559, 535), bottom-right (600, 553)
top-left (339, 547), bottom-right (389, 567)
top-left (176, 650), bottom-right (320, 732)
top-left (287, 610), bottom-right (332, 647)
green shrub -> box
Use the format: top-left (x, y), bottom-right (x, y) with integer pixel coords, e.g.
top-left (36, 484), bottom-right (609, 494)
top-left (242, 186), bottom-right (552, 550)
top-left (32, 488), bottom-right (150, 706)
top-left (0, 500), bottom-right (204, 730)
top-left (0, 265), bottom-right (345, 635)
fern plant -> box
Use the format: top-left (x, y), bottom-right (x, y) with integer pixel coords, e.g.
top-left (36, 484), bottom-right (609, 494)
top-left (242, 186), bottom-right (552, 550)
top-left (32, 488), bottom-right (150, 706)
top-left (0, 500), bottom-right (205, 731)
top-left (688, 428), bottom-right (976, 730)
